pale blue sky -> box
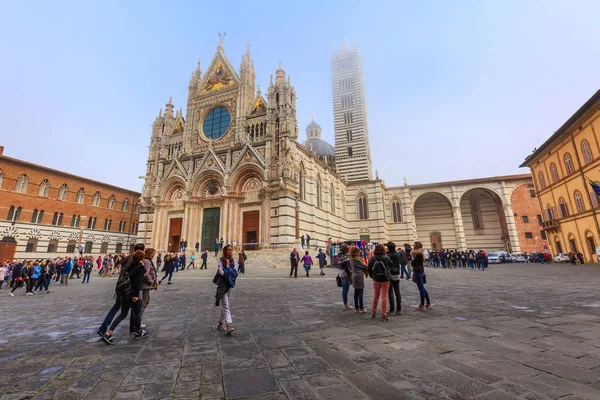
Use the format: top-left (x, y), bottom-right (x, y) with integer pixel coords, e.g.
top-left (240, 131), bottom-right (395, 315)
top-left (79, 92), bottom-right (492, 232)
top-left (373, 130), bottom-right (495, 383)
top-left (1, 1), bottom-right (599, 190)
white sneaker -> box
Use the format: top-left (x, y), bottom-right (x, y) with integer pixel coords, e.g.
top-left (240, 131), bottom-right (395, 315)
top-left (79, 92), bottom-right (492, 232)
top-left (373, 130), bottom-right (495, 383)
top-left (10, 293), bottom-right (14, 297)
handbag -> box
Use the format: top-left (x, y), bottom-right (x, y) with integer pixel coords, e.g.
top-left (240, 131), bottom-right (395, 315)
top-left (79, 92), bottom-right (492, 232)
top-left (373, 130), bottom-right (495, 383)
top-left (423, 274), bottom-right (427, 284)
top-left (336, 275), bottom-right (343, 288)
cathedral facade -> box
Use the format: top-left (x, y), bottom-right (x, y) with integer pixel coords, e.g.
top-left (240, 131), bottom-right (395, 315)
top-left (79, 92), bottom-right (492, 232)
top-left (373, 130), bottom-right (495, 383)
top-left (138, 39), bottom-right (542, 254)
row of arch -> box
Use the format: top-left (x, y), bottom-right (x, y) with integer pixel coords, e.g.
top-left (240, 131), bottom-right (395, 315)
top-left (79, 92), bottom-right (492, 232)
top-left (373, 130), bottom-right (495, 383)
top-left (5, 205), bottom-right (136, 233)
top-left (537, 139), bottom-right (595, 190)
top-left (545, 189), bottom-right (599, 220)
top-left (299, 164), bottom-right (343, 216)
top-left (0, 172), bottom-right (132, 211)
top-left (21, 238), bottom-right (130, 255)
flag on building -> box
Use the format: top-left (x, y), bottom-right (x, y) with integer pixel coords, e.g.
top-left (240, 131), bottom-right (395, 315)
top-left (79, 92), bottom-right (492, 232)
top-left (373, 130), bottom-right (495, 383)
top-left (587, 177), bottom-right (600, 197)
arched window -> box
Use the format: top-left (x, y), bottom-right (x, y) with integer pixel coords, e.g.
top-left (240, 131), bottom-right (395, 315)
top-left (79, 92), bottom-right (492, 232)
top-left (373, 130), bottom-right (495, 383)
top-left (581, 140), bottom-right (593, 165)
top-left (52, 212), bottom-right (63, 226)
top-left (31, 209), bottom-right (44, 224)
top-left (347, 147), bottom-right (353, 157)
top-left (7, 206), bottom-right (21, 222)
top-left (38, 179), bottom-right (50, 197)
top-left (76, 188), bottom-right (85, 204)
top-left (470, 193), bottom-right (484, 229)
top-left (330, 184), bottom-right (335, 214)
top-left (15, 174), bottom-right (28, 193)
top-left (122, 198), bottom-right (129, 211)
top-left (298, 164), bottom-right (306, 201)
top-left (564, 153), bottom-right (575, 175)
top-left (115, 243), bottom-right (123, 254)
top-left (131, 222), bottom-right (139, 234)
top-left (0, 169), bottom-right (4, 189)
top-left (546, 203), bottom-right (556, 220)
top-left (104, 218), bottom-right (113, 231)
top-left (119, 220), bottom-right (126, 232)
top-left (84, 241), bottom-right (93, 253)
top-left (574, 190), bottom-right (586, 213)
top-left (88, 217), bottom-right (97, 229)
top-left (71, 214), bottom-right (80, 227)
top-left (316, 175), bottom-right (323, 209)
top-left (135, 203), bottom-right (141, 214)
top-left (558, 197), bottom-right (569, 218)
top-left (92, 191), bottom-right (101, 206)
top-left (358, 194), bottom-right (369, 220)
top-left (392, 200), bottom-right (402, 223)
top-left (549, 163), bottom-right (559, 184)
top-left (58, 184), bottom-right (68, 200)
top-left (537, 171), bottom-right (546, 190)
top-left (107, 195), bottom-right (115, 209)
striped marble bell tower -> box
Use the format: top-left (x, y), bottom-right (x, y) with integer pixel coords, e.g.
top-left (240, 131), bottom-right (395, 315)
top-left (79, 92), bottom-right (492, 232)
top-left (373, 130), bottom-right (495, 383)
top-left (331, 42), bottom-right (373, 182)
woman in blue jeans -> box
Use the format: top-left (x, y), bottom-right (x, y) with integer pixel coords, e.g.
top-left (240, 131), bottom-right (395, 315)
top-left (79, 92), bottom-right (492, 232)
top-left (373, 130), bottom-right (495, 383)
top-left (410, 241), bottom-right (431, 310)
top-left (337, 244), bottom-right (351, 309)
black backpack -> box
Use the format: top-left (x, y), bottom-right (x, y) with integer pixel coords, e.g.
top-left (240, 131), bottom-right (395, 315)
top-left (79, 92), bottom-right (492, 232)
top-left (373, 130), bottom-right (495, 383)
top-left (115, 264), bottom-right (142, 298)
top-left (372, 257), bottom-right (390, 280)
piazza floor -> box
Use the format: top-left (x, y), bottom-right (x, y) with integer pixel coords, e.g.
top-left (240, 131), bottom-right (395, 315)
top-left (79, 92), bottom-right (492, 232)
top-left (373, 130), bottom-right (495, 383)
top-left (1, 262), bottom-right (600, 400)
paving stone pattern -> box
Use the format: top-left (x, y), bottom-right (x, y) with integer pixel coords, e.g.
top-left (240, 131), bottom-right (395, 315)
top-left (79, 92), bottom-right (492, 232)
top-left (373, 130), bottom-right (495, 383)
top-left (1, 262), bottom-right (600, 399)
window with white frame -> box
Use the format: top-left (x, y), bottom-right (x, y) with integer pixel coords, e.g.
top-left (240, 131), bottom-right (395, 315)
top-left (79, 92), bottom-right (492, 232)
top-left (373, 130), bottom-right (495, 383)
top-left (122, 198), bottom-right (129, 211)
top-left (392, 200), bottom-right (402, 223)
top-left (15, 174), bottom-right (28, 193)
top-left (92, 191), bottom-right (101, 206)
top-left (38, 179), bottom-right (50, 197)
top-left (76, 188), bottom-right (85, 204)
top-left (58, 183), bottom-right (68, 200)
top-left (107, 195), bottom-right (115, 209)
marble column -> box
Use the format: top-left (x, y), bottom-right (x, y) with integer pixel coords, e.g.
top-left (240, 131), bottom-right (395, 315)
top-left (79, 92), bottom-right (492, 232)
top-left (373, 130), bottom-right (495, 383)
top-left (452, 206), bottom-right (467, 250)
top-left (503, 203), bottom-right (521, 254)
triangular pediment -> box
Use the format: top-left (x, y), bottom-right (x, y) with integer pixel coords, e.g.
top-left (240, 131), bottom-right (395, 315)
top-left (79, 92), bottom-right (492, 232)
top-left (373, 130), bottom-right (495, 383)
top-left (231, 144), bottom-right (266, 171)
top-left (200, 47), bottom-right (239, 94)
top-left (195, 148), bottom-right (226, 173)
top-left (248, 93), bottom-right (267, 116)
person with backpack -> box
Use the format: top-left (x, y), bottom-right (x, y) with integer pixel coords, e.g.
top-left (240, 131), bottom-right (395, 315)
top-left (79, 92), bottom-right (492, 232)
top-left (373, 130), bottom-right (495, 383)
top-left (238, 250), bottom-right (247, 274)
top-left (338, 244), bottom-right (352, 310)
top-left (301, 251), bottom-right (313, 277)
top-left (82, 257), bottom-right (93, 283)
top-left (187, 253), bottom-right (196, 269)
top-left (411, 241), bottom-right (431, 310)
top-left (215, 245), bottom-right (238, 334)
top-left (200, 250), bottom-right (208, 269)
top-left (316, 248), bottom-right (327, 276)
top-left (367, 244), bottom-right (393, 321)
top-left (30, 261), bottom-right (41, 294)
top-left (386, 242), bottom-right (402, 316)
top-left (102, 250), bottom-right (150, 344)
top-left (61, 258), bottom-right (72, 286)
top-left (34, 261), bottom-right (50, 292)
top-left (97, 244), bottom-right (145, 338)
top-left (289, 248), bottom-right (300, 278)
top-left (159, 253), bottom-right (175, 285)
top-left (349, 246), bottom-right (367, 313)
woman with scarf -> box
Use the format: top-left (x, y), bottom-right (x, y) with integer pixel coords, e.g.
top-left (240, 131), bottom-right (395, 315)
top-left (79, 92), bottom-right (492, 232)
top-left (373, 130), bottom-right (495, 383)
top-left (411, 241), bottom-right (432, 310)
top-left (215, 244), bottom-right (238, 334)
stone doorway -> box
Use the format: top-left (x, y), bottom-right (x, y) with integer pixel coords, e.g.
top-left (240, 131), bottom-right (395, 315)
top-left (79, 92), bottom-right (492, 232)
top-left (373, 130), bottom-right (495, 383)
top-left (168, 217), bottom-right (182, 253)
top-left (201, 208), bottom-right (220, 252)
top-left (242, 210), bottom-right (259, 250)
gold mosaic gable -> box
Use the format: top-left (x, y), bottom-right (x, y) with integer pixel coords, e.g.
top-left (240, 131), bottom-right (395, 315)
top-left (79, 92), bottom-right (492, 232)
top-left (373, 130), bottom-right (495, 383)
top-left (202, 60), bottom-right (234, 93)
top-left (250, 95), bottom-right (267, 115)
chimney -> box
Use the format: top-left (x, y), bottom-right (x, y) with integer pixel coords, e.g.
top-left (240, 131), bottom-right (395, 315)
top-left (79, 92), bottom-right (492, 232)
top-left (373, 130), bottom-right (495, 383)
top-left (0, 146), bottom-right (4, 156)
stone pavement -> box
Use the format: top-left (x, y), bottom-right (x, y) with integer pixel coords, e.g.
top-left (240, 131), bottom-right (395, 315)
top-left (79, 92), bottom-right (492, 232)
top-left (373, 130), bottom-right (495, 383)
top-left (1, 262), bottom-right (600, 400)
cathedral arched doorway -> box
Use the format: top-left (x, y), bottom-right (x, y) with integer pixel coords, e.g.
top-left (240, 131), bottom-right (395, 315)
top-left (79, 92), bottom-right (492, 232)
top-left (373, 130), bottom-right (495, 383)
top-left (459, 188), bottom-right (507, 251)
top-left (414, 192), bottom-right (457, 250)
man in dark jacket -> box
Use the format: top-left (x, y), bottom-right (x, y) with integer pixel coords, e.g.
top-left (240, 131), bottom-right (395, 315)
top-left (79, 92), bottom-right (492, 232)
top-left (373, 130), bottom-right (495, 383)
top-left (399, 247), bottom-right (410, 280)
top-left (386, 242), bottom-right (402, 315)
top-left (200, 250), bottom-right (208, 269)
top-left (290, 248), bottom-right (300, 278)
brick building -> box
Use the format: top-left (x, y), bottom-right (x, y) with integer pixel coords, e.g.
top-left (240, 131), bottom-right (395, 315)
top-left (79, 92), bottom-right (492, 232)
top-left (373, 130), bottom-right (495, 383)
top-left (0, 146), bottom-right (140, 259)
top-left (510, 182), bottom-right (548, 254)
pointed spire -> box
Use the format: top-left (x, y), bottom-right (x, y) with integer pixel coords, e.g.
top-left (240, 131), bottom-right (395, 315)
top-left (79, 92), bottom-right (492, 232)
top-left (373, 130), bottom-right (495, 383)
top-left (158, 108), bottom-right (163, 118)
top-left (167, 96), bottom-right (173, 106)
top-left (269, 74), bottom-right (273, 87)
top-left (312, 112), bottom-right (315, 121)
